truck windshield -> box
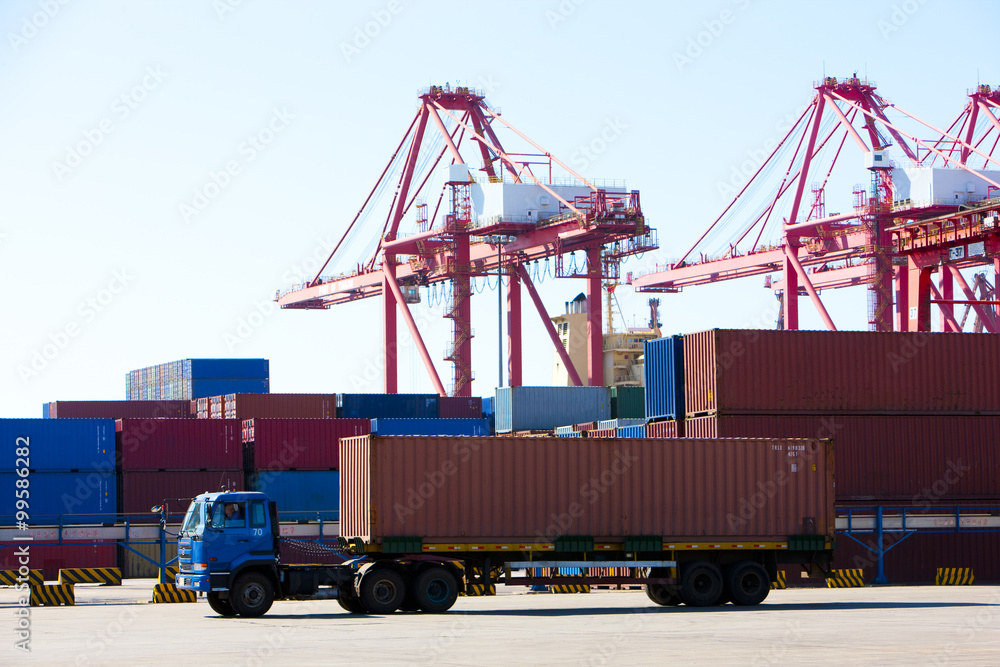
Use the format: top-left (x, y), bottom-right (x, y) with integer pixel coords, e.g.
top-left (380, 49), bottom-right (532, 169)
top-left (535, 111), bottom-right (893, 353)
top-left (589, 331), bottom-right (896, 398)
top-left (180, 501), bottom-right (205, 537)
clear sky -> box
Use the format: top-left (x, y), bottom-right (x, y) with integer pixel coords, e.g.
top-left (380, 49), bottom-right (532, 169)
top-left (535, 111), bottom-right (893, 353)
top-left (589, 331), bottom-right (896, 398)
top-left (1, 0), bottom-right (997, 417)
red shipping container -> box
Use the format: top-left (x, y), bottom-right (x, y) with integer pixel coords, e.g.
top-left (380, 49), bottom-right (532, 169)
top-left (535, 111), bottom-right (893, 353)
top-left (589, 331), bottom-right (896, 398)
top-left (340, 435), bottom-right (834, 543)
top-left (573, 422), bottom-right (596, 432)
top-left (116, 419), bottom-right (240, 471)
top-left (0, 543), bottom-right (117, 581)
top-left (437, 396), bottom-right (483, 419)
top-left (646, 420), bottom-right (682, 438)
top-left (47, 400), bottom-right (190, 419)
top-left (223, 393), bottom-right (337, 420)
top-left (684, 329), bottom-right (1000, 418)
top-left (245, 418), bottom-right (370, 471)
top-left (120, 470), bottom-right (243, 523)
top-left (832, 525), bottom-right (1000, 585)
top-left (588, 428), bottom-right (618, 438)
top-left (685, 414), bottom-right (1000, 501)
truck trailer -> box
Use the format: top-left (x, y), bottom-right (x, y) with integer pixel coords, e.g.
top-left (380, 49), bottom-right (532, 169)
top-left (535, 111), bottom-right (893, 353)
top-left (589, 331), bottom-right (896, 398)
top-left (176, 435), bottom-right (834, 616)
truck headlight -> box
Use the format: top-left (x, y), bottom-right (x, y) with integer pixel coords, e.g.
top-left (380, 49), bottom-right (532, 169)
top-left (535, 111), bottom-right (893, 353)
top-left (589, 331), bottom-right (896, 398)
top-left (193, 563), bottom-right (207, 572)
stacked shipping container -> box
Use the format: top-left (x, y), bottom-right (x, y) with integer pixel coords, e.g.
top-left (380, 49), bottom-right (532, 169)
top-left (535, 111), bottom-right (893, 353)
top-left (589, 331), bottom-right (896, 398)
top-left (126, 358), bottom-right (269, 400)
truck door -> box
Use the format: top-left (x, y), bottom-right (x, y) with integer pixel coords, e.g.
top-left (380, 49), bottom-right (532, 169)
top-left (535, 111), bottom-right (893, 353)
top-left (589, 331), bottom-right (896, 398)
top-left (203, 500), bottom-right (251, 573)
top-left (247, 499), bottom-right (275, 558)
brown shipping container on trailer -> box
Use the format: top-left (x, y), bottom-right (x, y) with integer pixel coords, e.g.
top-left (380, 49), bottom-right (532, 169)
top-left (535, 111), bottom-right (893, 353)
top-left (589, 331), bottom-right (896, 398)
top-left (683, 329), bottom-right (1000, 417)
top-left (116, 419), bottom-right (241, 471)
top-left (245, 418), bottom-right (370, 470)
top-left (340, 435), bottom-right (834, 543)
top-left (646, 420), bottom-right (683, 438)
top-left (222, 393), bottom-right (337, 420)
top-left (47, 400), bottom-right (191, 419)
top-left (120, 470), bottom-right (243, 523)
top-left (685, 414), bottom-right (1000, 501)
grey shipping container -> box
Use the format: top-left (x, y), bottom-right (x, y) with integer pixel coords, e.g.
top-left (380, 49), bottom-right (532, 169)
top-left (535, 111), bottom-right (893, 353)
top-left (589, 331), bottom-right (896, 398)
top-left (494, 386), bottom-right (610, 433)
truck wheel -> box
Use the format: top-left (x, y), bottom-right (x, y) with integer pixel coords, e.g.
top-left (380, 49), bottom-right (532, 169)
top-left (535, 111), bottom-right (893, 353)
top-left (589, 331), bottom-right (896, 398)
top-left (337, 592), bottom-right (368, 614)
top-left (230, 572), bottom-right (274, 617)
top-left (413, 567), bottom-right (459, 613)
top-left (644, 567), bottom-right (681, 606)
top-left (725, 561), bottom-right (770, 606)
top-left (207, 592), bottom-right (237, 616)
top-left (679, 562), bottom-right (723, 607)
top-left (359, 568), bottom-right (406, 614)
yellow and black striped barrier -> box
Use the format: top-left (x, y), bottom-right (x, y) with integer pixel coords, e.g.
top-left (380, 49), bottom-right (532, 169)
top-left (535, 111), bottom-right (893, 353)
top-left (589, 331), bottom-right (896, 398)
top-left (936, 568), bottom-right (974, 585)
top-left (58, 568), bottom-right (122, 586)
top-left (551, 576), bottom-right (590, 594)
top-left (152, 582), bottom-right (196, 603)
top-left (826, 569), bottom-right (865, 588)
top-left (160, 566), bottom-right (178, 583)
top-left (30, 583), bottom-right (75, 606)
top-left (0, 570), bottom-right (44, 586)
top-left (771, 571), bottom-right (786, 590)
top-left (465, 582), bottom-right (496, 596)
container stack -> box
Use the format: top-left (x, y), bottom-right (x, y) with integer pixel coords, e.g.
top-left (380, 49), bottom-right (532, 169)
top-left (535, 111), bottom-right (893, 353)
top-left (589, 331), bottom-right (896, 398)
top-left (0, 419), bottom-right (119, 579)
top-left (126, 358), bottom-right (270, 400)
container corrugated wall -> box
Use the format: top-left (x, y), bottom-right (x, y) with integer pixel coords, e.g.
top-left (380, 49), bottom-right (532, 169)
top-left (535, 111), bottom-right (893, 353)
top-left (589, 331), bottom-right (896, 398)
top-left (370, 418), bottom-right (492, 436)
top-left (684, 329), bottom-right (1000, 417)
top-left (494, 387), bottom-right (611, 433)
top-left (337, 393), bottom-right (439, 420)
top-left (1, 418), bottom-right (115, 471)
top-left (243, 418), bottom-right (370, 471)
top-left (646, 420), bottom-right (682, 438)
top-left (46, 400), bottom-right (191, 419)
top-left (222, 393), bottom-right (337, 420)
top-left (685, 414), bottom-right (1000, 501)
top-left (116, 419), bottom-right (240, 471)
top-left (437, 396), bottom-right (483, 419)
top-left (617, 425), bottom-right (647, 438)
top-left (249, 470), bottom-right (339, 522)
top-left (119, 471), bottom-right (242, 522)
top-left (610, 386), bottom-right (645, 419)
top-left (598, 418), bottom-right (646, 430)
top-left (0, 471), bottom-right (116, 524)
top-left (340, 435), bottom-right (834, 543)
top-left (0, 544), bottom-right (117, 581)
top-left (644, 336), bottom-right (684, 420)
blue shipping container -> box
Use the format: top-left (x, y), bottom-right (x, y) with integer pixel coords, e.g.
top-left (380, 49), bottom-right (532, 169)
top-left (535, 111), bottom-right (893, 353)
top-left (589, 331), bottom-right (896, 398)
top-left (555, 431), bottom-right (582, 438)
top-left (337, 394), bottom-right (439, 420)
top-left (494, 386), bottom-right (611, 433)
top-left (644, 336), bottom-right (685, 421)
top-left (482, 396), bottom-right (495, 416)
top-left (190, 379), bottom-right (269, 399)
top-left (186, 358), bottom-right (270, 380)
top-left (248, 470), bottom-right (338, 522)
top-left (0, 471), bottom-right (117, 525)
top-left (597, 418), bottom-right (646, 430)
top-left (617, 425), bottom-right (647, 438)
top-left (0, 419), bottom-right (115, 472)
top-left (370, 418), bottom-right (491, 436)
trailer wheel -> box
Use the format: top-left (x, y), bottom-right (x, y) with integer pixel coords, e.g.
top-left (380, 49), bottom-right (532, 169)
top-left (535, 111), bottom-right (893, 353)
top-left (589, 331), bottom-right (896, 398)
top-left (337, 592), bottom-right (368, 614)
top-left (207, 592), bottom-right (237, 617)
top-left (413, 567), bottom-right (459, 613)
top-left (679, 562), bottom-right (723, 607)
top-left (644, 567), bottom-right (681, 606)
top-left (230, 572), bottom-right (274, 617)
top-left (359, 568), bottom-right (406, 614)
top-left (725, 561), bottom-right (770, 606)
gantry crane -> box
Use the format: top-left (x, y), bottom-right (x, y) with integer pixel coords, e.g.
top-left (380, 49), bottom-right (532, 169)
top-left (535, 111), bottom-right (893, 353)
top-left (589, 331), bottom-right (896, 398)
top-left (631, 78), bottom-right (1000, 333)
top-left (277, 85), bottom-right (655, 395)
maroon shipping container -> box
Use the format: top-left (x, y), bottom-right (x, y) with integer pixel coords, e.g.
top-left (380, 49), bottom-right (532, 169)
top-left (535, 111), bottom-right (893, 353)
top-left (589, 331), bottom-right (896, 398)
top-left (116, 419), bottom-right (240, 471)
top-left (0, 543), bottom-right (117, 581)
top-left (47, 400), bottom-right (190, 419)
top-left (189, 400), bottom-right (198, 417)
top-left (685, 414), bottom-right (1000, 501)
top-left (646, 420), bottom-right (683, 438)
top-left (684, 329), bottom-right (1000, 417)
top-left (245, 418), bottom-right (370, 471)
top-left (573, 422), bottom-right (597, 432)
top-left (437, 396), bottom-right (483, 419)
top-left (832, 526), bottom-right (1000, 584)
top-left (588, 428), bottom-right (618, 438)
top-left (223, 393), bottom-right (337, 420)
top-left (340, 435), bottom-right (834, 543)
top-left (120, 470), bottom-right (243, 523)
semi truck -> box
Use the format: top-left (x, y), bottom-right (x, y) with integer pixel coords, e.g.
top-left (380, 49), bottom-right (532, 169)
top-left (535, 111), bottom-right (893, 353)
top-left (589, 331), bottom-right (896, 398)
top-left (176, 435), bottom-right (835, 616)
